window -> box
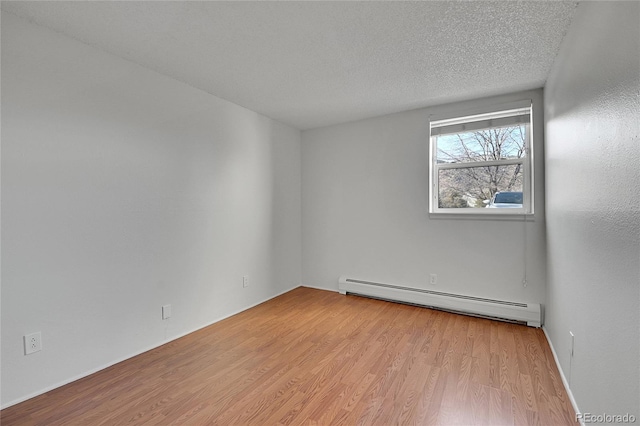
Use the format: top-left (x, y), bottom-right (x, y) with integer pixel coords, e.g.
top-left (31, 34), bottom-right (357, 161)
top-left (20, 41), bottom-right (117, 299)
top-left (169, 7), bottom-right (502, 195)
top-left (429, 101), bottom-right (533, 215)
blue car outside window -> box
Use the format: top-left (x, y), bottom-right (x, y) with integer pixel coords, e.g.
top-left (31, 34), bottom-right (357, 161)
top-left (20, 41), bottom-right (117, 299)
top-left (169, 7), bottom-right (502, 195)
top-left (494, 192), bottom-right (523, 204)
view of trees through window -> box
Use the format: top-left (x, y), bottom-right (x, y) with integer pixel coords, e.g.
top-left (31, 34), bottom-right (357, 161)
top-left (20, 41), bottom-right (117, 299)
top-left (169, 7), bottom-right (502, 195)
top-left (436, 125), bottom-right (526, 208)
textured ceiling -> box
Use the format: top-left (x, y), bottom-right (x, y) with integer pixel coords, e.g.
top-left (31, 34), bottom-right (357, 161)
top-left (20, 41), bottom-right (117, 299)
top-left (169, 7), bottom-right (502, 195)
top-left (1, 1), bottom-right (578, 130)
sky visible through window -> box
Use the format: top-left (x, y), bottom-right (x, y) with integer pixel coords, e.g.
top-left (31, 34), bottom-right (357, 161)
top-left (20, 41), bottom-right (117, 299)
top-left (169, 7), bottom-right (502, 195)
top-left (436, 125), bottom-right (526, 164)
top-left (434, 124), bottom-right (527, 209)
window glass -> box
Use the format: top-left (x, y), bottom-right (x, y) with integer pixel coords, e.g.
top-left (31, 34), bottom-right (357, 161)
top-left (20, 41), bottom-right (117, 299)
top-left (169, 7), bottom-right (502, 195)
top-left (436, 126), bottom-right (527, 164)
top-left (438, 165), bottom-right (524, 209)
top-left (430, 103), bottom-right (533, 214)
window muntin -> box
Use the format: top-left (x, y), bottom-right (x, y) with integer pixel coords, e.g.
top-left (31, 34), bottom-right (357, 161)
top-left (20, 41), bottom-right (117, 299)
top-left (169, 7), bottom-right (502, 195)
top-left (430, 104), bottom-right (533, 214)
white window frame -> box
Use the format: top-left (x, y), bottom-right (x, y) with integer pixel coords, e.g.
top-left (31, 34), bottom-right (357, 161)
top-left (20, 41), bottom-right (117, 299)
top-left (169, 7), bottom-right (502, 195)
top-left (429, 100), bottom-right (534, 215)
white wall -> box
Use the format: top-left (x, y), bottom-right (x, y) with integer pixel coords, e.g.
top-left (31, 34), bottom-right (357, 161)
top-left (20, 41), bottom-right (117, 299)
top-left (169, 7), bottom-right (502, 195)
top-left (1, 13), bottom-right (301, 407)
top-left (544, 1), bottom-right (639, 419)
top-left (302, 90), bottom-right (546, 305)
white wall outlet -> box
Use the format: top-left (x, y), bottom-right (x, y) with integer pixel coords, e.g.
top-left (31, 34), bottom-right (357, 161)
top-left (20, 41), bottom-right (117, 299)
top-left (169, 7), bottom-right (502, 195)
top-left (243, 275), bottom-right (249, 288)
top-left (24, 332), bottom-right (42, 355)
top-left (162, 304), bottom-right (171, 320)
top-left (429, 273), bottom-right (437, 285)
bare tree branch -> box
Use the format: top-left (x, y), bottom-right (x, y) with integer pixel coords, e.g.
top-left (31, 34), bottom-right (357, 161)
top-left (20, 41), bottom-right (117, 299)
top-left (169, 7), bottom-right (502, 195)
top-left (436, 124), bottom-right (526, 208)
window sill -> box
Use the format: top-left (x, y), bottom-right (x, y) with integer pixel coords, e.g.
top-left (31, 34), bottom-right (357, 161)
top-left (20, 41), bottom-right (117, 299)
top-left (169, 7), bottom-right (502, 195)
top-left (429, 211), bottom-right (536, 221)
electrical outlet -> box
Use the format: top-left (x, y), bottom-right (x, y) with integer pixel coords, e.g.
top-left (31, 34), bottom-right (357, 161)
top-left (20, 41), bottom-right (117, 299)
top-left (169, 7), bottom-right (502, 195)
top-left (24, 332), bottom-right (42, 355)
top-left (429, 273), bottom-right (437, 285)
top-left (243, 275), bottom-right (249, 288)
top-left (162, 304), bottom-right (171, 320)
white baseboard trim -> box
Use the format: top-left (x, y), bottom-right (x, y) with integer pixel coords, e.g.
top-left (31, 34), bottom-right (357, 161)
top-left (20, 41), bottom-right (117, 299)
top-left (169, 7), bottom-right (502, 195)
top-left (542, 325), bottom-right (583, 426)
top-left (1, 285), bottom-right (298, 410)
top-left (301, 284), bottom-right (340, 292)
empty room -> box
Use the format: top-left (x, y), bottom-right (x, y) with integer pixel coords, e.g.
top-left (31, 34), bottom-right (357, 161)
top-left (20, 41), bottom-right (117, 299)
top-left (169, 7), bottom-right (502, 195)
top-left (1, 1), bottom-right (638, 425)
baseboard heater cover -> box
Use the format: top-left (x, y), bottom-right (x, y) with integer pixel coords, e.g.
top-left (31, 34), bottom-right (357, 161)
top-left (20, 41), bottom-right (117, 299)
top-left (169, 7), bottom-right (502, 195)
top-left (338, 276), bottom-right (542, 327)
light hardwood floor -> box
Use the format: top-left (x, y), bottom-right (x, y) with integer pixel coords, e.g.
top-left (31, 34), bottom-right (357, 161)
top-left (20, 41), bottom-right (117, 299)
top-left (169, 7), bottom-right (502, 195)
top-left (2, 287), bottom-right (576, 425)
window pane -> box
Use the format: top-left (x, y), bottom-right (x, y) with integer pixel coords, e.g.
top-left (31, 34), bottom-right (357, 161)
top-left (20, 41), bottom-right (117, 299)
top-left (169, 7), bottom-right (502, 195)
top-left (436, 125), bottom-right (526, 164)
top-left (438, 164), bottom-right (523, 208)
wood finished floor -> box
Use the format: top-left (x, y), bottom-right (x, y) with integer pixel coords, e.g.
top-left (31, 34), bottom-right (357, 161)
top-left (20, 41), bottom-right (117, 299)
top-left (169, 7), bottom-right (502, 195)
top-left (2, 287), bottom-right (576, 425)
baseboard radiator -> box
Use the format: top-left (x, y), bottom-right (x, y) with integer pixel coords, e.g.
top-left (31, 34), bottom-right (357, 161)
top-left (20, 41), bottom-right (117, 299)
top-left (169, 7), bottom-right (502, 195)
top-left (338, 276), bottom-right (542, 327)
